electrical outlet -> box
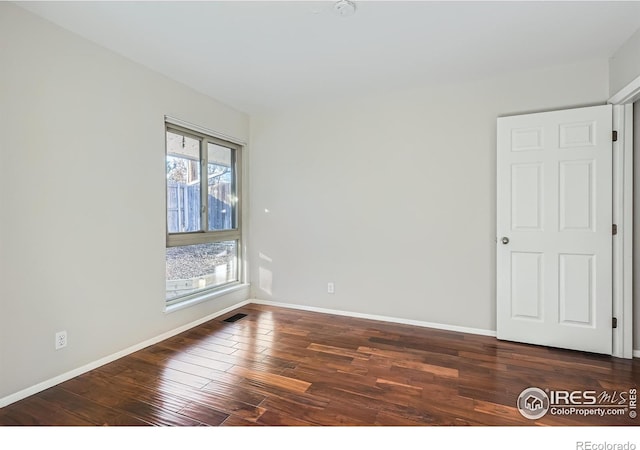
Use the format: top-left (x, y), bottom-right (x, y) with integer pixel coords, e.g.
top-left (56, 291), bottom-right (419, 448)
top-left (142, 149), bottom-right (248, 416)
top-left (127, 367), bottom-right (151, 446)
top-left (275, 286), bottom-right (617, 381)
top-left (55, 331), bottom-right (67, 350)
top-left (327, 282), bottom-right (335, 294)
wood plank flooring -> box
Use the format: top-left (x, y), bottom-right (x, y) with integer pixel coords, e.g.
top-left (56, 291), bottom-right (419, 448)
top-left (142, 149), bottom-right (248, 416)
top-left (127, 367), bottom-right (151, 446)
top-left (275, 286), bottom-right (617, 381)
top-left (1, 304), bottom-right (638, 426)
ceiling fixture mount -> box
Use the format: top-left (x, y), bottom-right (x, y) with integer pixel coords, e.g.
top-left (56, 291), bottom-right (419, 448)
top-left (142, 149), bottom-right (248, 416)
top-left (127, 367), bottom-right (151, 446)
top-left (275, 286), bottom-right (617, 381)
top-left (334, 0), bottom-right (356, 18)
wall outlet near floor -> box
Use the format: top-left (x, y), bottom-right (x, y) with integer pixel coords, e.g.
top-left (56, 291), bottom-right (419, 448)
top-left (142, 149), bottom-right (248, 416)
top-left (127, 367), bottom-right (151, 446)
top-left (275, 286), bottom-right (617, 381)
top-left (55, 331), bottom-right (67, 350)
top-left (327, 282), bottom-right (335, 294)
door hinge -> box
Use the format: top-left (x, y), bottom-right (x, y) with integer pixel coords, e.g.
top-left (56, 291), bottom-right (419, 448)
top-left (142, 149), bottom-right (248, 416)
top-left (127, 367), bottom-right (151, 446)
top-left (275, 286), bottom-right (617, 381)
top-left (612, 317), bottom-right (618, 329)
top-left (612, 130), bottom-right (618, 142)
top-left (612, 224), bottom-right (618, 235)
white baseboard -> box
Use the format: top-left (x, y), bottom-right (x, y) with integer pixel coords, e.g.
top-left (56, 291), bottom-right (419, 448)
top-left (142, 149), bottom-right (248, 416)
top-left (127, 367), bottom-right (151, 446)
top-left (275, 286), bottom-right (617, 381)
top-left (11, 298), bottom-right (626, 409)
top-left (250, 299), bottom-right (497, 337)
top-left (252, 300), bottom-right (640, 359)
top-left (0, 299), bottom-right (250, 409)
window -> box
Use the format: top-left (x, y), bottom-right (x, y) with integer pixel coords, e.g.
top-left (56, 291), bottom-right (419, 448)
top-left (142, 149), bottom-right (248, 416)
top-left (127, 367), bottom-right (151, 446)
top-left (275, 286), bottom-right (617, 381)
top-left (165, 122), bottom-right (242, 305)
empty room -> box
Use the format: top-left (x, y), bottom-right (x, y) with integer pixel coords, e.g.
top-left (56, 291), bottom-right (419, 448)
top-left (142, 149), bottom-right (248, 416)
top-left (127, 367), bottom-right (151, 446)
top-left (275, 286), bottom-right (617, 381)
top-left (1, 0), bottom-right (639, 445)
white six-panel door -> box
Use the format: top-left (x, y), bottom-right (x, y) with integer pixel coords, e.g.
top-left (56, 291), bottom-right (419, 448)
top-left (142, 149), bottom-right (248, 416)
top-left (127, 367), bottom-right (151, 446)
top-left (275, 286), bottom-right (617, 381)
top-left (497, 105), bottom-right (613, 355)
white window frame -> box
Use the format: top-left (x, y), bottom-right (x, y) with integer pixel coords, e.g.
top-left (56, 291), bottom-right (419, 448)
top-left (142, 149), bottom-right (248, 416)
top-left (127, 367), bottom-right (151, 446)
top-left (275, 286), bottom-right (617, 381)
top-left (165, 120), bottom-right (243, 307)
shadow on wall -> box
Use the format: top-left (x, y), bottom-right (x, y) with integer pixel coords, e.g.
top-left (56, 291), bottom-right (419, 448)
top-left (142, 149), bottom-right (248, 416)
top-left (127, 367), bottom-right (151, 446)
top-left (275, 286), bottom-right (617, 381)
top-left (258, 252), bottom-right (273, 297)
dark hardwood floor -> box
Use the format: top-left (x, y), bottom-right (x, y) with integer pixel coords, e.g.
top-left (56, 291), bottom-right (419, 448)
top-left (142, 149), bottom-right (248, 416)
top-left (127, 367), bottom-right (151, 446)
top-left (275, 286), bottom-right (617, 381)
top-left (1, 304), bottom-right (638, 426)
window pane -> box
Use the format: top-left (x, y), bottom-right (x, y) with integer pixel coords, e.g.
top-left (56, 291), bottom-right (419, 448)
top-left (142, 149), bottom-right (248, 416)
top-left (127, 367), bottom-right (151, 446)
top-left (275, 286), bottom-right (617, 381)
top-left (166, 241), bottom-right (238, 300)
top-left (207, 143), bottom-right (235, 231)
top-left (166, 131), bottom-right (201, 233)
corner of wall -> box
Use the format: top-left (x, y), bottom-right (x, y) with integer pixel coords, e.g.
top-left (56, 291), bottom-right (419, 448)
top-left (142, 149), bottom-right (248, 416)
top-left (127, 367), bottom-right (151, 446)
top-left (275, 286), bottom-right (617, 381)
top-left (609, 27), bottom-right (640, 97)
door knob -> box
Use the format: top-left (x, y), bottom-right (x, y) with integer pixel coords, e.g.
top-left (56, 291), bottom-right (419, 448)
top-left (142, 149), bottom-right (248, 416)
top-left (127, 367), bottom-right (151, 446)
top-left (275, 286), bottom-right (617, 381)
top-left (501, 237), bottom-right (509, 245)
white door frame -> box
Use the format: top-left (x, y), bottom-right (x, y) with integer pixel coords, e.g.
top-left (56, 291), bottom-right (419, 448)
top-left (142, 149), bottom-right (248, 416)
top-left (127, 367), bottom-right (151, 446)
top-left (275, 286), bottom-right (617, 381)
top-left (608, 74), bottom-right (639, 359)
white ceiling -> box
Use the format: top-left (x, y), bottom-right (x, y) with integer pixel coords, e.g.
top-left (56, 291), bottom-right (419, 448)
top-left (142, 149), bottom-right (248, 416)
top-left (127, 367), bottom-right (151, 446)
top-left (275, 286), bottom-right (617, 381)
top-left (17, 1), bottom-right (640, 114)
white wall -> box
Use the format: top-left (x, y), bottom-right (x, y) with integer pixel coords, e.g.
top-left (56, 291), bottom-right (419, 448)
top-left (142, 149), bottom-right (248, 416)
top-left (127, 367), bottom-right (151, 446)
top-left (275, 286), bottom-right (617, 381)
top-left (610, 27), bottom-right (640, 96)
top-left (0, 3), bottom-right (250, 401)
top-left (250, 59), bottom-right (610, 333)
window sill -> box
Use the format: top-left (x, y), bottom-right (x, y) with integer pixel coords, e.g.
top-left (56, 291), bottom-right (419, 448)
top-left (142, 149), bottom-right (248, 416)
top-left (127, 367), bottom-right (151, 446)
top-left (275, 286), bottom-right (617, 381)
top-left (163, 282), bottom-right (249, 314)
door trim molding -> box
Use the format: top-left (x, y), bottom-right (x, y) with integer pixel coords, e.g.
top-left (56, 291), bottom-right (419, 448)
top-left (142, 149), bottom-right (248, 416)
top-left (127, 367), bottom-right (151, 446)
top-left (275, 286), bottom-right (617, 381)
top-left (609, 86), bottom-right (635, 359)
top-left (608, 74), bottom-right (640, 105)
